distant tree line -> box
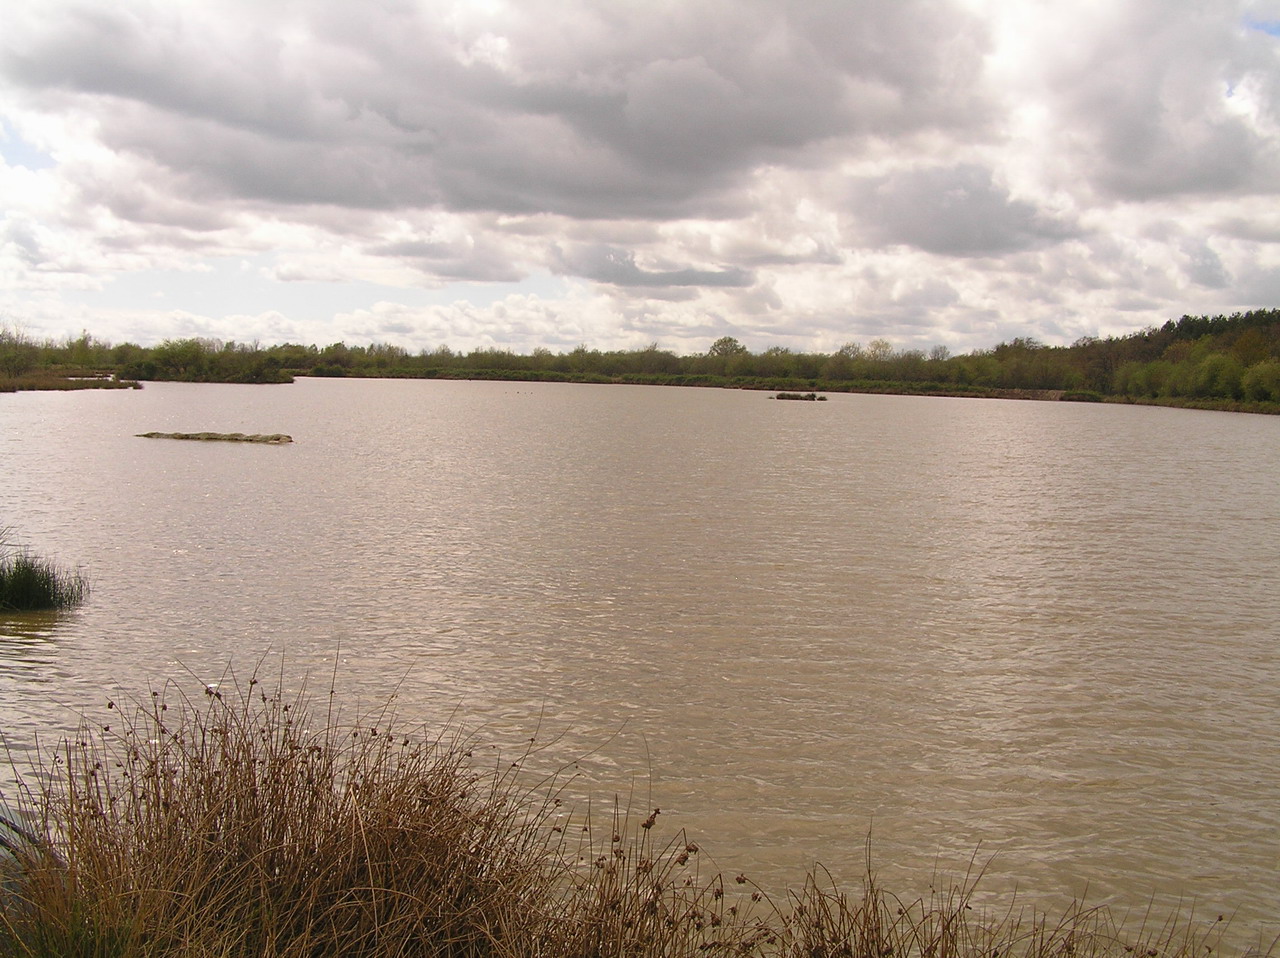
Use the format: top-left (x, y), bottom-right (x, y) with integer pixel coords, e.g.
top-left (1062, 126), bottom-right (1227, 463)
top-left (4, 309), bottom-right (1280, 407)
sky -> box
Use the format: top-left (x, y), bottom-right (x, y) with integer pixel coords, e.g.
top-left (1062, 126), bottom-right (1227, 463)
top-left (1, 0), bottom-right (1279, 357)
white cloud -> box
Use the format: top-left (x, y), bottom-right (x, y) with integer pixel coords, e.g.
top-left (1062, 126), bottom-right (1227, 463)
top-left (0, 0), bottom-right (1276, 354)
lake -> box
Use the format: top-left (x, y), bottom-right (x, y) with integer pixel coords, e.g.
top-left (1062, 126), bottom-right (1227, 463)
top-left (1, 379), bottom-right (1277, 942)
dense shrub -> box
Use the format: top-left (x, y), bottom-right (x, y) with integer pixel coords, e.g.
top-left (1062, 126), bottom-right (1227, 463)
top-left (1191, 354), bottom-right (1246, 399)
top-left (0, 329), bottom-right (39, 378)
top-left (1242, 361), bottom-right (1280, 402)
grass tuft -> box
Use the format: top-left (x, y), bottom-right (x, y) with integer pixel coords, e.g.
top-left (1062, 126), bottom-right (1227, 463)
top-left (0, 549), bottom-right (89, 612)
top-left (0, 673), bottom-right (1271, 958)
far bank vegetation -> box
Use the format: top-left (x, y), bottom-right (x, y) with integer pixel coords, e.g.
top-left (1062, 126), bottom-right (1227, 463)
top-left (4, 309), bottom-right (1280, 412)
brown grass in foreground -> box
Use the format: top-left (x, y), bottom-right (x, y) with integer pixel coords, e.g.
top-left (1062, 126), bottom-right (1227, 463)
top-left (0, 673), bottom-right (1271, 958)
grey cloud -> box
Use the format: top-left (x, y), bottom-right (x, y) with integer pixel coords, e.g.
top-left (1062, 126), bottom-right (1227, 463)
top-left (847, 164), bottom-right (1079, 257)
top-left (739, 248), bottom-right (843, 268)
top-left (892, 277), bottom-right (960, 310)
top-left (368, 236), bottom-right (525, 283)
top-left (1, 0), bottom-right (993, 220)
top-left (3, 217), bottom-right (45, 267)
top-left (2, 5), bottom-right (337, 140)
top-left (106, 114), bottom-right (443, 210)
top-left (556, 244), bottom-right (754, 288)
top-left (1235, 265), bottom-right (1280, 304)
top-left (1217, 216), bottom-right (1280, 243)
top-left (618, 287), bottom-right (704, 303)
top-left (75, 166), bottom-right (234, 232)
top-left (1181, 240), bottom-right (1231, 289)
top-left (374, 240), bottom-right (460, 260)
top-left (1111, 294), bottom-right (1164, 312)
top-left (723, 233), bottom-right (844, 267)
top-left (732, 282), bottom-right (785, 313)
top-left (1048, 1), bottom-right (1280, 199)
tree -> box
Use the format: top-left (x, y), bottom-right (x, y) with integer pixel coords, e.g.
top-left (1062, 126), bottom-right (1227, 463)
top-left (707, 336), bottom-right (748, 357)
top-left (150, 338), bottom-right (210, 380)
top-left (0, 327), bottom-right (38, 378)
top-left (67, 331), bottom-right (105, 367)
top-left (1231, 328), bottom-right (1270, 366)
top-left (867, 338), bottom-right (894, 362)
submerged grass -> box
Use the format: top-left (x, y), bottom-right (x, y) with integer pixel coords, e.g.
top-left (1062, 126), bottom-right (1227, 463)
top-left (0, 672), bottom-right (1270, 958)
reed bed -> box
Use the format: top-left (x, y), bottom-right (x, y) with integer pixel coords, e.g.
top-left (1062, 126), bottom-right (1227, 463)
top-left (0, 674), bottom-right (1269, 958)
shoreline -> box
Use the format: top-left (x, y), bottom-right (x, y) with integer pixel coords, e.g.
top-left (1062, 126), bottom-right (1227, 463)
top-left (4, 368), bottom-right (1279, 415)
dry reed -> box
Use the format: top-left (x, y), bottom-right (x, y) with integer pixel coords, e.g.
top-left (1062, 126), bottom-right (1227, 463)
top-left (0, 672), bottom-right (1270, 958)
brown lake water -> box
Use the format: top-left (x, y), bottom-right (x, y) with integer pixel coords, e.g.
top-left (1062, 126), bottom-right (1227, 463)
top-left (1, 379), bottom-right (1278, 942)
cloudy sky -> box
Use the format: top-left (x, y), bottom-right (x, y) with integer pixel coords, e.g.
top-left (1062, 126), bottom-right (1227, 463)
top-left (2, 0), bottom-right (1278, 356)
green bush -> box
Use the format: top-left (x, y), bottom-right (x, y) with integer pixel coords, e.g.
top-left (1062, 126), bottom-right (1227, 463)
top-left (1191, 354), bottom-right (1246, 399)
top-left (1242, 361), bottom-right (1280, 402)
top-left (309, 362), bottom-right (348, 377)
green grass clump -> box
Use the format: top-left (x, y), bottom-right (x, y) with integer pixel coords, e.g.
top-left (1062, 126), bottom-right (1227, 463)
top-left (0, 550), bottom-right (88, 612)
top-left (0, 673), bottom-right (1268, 958)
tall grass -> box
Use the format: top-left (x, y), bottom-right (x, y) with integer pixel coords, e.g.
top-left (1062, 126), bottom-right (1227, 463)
top-left (0, 674), bottom-right (1269, 958)
top-left (0, 545), bottom-right (88, 612)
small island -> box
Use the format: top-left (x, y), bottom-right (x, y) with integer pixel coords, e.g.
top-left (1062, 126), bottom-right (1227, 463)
top-left (772, 391), bottom-right (827, 401)
top-left (136, 431), bottom-right (293, 444)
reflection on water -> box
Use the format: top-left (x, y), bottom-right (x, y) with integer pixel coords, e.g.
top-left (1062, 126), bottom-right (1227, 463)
top-left (0, 381), bottom-right (1277, 945)
top-left (0, 610), bottom-right (67, 684)
top-left (0, 610), bottom-right (72, 787)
